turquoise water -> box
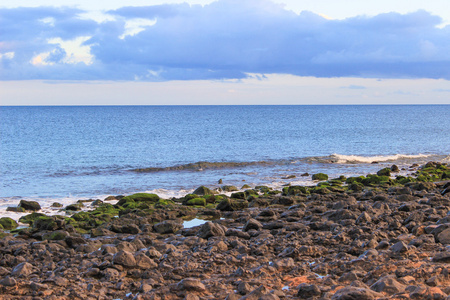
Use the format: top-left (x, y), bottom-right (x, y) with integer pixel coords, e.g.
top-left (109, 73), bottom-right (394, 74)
top-left (1, 105), bottom-right (449, 206)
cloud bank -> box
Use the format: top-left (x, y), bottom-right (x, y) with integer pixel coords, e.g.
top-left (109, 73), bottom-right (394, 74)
top-left (1, 0), bottom-right (450, 81)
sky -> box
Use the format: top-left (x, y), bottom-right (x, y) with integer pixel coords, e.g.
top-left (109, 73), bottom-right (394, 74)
top-left (1, 0), bottom-right (450, 105)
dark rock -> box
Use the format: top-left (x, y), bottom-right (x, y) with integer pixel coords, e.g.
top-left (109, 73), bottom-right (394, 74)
top-left (390, 241), bottom-right (409, 253)
top-left (11, 262), bottom-right (33, 277)
top-left (243, 219), bottom-right (263, 232)
top-left (432, 252), bottom-right (450, 263)
top-left (6, 207), bottom-right (26, 213)
top-left (437, 228), bottom-right (450, 244)
top-left (197, 222), bottom-right (226, 239)
top-left (216, 199), bottom-right (248, 211)
top-left (370, 275), bottom-right (406, 295)
top-left (297, 283), bottom-right (321, 298)
top-left (193, 186), bottom-right (214, 196)
top-left (153, 220), bottom-right (183, 234)
top-left (222, 186), bottom-right (239, 192)
top-left (18, 200), bottom-right (41, 211)
top-left (0, 276), bottom-right (16, 287)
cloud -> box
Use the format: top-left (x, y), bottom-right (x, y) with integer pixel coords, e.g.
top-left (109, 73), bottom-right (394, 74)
top-left (341, 85), bottom-right (367, 90)
top-left (1, 0), bottom-right (450, 81)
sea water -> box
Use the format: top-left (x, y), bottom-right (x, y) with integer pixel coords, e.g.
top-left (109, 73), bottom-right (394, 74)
top-left (1, 105), bottom-right (449, 218)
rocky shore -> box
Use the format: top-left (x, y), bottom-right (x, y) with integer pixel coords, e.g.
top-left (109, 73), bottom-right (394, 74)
top-left (0, 162), bottom-right (450, 299)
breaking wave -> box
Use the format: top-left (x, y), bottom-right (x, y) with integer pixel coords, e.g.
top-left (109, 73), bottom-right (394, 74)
top-left (324, 153), bottom-right (433, 164)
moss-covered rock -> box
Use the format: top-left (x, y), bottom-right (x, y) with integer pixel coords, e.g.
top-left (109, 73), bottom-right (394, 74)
top-left (18, 200), bottom-right (41, 211)
top-left (0, 217), bottom-right (18, 230)
top-left (193, 186), bottom-right (214, 196)
top-left (283, 186), bottom-right (308, 196)
top-left (119, 193), bottom-right (160, 204)
top-left (345, 176), bottom-right (365, 184)
top-left (221, 186), bottom-right (239, 192)
top-left (230, 192), bottom-right (247, 199)
top-left (216, 199), bottom-right (249, 211)
top-left (18, 212), bottom-right (46, 225)
top-left (348, 182), bottom-right (364, 192)
top-left (255, 186), bottom-right (272, 193)
top-left (186, 198), bottom-right (206, 206)
top-left (312, 173), bottom-right (328, 181)
top-left (33, 216), bottom-right (65, 231)
top-left (43, 230), bottom-right (69, 240)
top-left (65, 203), bottom-right (83, 211)
top-left (6, 207), bottom-right (26, 213)
top-left (361, 175), bottom-right (390, 186)
top-left (377, 168), bottom-right (391, 177)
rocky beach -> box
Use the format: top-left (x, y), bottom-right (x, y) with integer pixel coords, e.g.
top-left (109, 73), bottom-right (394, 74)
top-left (0, 162), bottom-right (449, 300)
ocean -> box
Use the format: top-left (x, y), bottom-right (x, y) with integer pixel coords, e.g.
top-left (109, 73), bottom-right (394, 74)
top-left (1, 105), bottom-right (449, 219)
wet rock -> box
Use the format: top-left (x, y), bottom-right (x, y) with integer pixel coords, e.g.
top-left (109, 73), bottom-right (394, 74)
top-left (18, 200), bottom-right (41, 211)
top-left (6, 207), bottom-right (26, 213)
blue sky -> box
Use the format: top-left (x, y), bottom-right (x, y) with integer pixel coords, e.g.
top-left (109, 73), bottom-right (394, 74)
top-left (1, 0), bottom-right (450, 105)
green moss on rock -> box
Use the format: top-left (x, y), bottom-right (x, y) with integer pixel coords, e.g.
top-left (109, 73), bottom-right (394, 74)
top-left (312, 173), bottom-right (329, 181)
top-left (0, 217), bottom-right (18, 230)
top-left (377, 168), bottom-right (391, 177)
top-left (18, 212), bottom-right (46, 225)
top-left (119, 193), bottom-right (160, 204)
top-left (186, 198), bottom-right (206, 206)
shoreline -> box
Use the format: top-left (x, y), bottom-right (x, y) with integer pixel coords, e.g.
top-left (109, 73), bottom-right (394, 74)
top-left (0, 161), bottom-right (449, 299)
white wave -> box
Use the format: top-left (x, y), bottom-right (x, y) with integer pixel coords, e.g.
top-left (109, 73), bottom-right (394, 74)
top-left (330, 153), bottom-right (432, 164)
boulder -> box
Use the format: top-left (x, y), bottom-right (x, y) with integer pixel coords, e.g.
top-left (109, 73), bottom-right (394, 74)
top-left (0, 217), bottom-right (18, 230)
top-left (18, 200), bottom-right (41, 211)
top-left (193, 186), bottom-right (214, 196)
top-left (197, 222), bottom-right (226, 239)
top-left (112, 250), bottom-right (136, 267)
top-left (312, 173), bottom-right (328, 181)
